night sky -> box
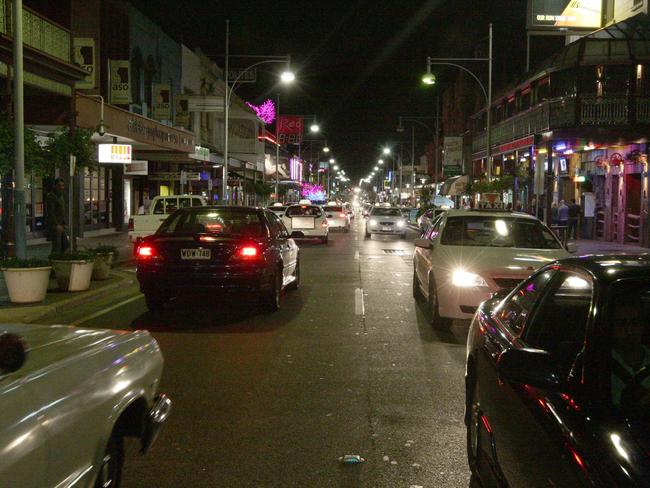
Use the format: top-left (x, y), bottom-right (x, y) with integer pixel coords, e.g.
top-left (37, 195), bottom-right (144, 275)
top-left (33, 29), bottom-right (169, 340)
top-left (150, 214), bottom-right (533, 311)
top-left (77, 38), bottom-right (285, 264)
top-left (131, 0), bottom-right (531, 180)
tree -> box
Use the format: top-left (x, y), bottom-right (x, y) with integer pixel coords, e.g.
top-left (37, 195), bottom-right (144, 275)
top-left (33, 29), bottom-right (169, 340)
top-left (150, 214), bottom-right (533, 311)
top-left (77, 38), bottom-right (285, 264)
top-left (0, 112), bottom-right (48, 176)
top-left (45, 127), bottom-right (96, 171)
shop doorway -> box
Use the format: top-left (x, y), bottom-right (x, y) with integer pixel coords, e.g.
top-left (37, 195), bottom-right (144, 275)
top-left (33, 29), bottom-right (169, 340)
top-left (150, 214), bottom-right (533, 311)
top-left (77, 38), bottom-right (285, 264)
top-left (624, 172), bottom-right (642, 243)
top-left (611, 175), bottom-right (620, 242)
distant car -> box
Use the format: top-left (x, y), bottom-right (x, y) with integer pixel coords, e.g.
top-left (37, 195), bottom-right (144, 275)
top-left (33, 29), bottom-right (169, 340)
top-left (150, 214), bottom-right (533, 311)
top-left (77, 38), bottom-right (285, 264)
top-left (0, 324), bottom-right (170, 488)
top-left (128, 195), bottom-right (207, 242)
top-left (466, 255), bottom-right (650, 488)
top-left (365, 206), bottom-right (407, 239)
top-left (322, 204), bottom-right (350, 232)
top-left (136, 206), bottom-right (300, 311)
top-left (267, 203), bottom-right (288, 218)
top-left (413, 209), bottom-right (572, 326)
top-left (343, 202), bottom-right (355, 220)
top-left (283, 203), bottom-right (329, 243)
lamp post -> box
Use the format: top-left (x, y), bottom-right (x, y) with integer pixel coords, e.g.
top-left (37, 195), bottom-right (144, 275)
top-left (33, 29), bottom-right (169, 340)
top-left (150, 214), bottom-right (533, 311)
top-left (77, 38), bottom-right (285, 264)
top-left (424, 23), bottom-right (492, 180)
top-left (397, 116), bottom-right (436, 205)
top-left (222, 22), bottom-right (294, 205)
top-left (12, 0), bottom-right (26, 258)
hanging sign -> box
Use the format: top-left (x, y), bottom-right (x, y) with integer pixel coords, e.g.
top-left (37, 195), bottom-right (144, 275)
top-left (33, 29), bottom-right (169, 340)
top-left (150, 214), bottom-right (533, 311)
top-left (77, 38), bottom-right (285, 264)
top-left (73, 38), bottom-right (96, 89)
top-left (175, 95), bottom-right (190, 126)
top-left (153, 83), bottom-right (172, 120)
top-left (109, 60), bottom-right (130, 105)
top-left (98, 144), bottom-right (132, 163)
top-left (277, 115), bottom-right (304, 144)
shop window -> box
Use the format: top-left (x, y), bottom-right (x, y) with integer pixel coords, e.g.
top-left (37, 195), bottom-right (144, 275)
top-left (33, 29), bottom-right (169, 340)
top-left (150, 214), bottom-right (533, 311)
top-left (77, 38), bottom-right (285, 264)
top-left (552, 69), bottom-right (577, 98)
top-left (604, 65), bottom-right (632, 96)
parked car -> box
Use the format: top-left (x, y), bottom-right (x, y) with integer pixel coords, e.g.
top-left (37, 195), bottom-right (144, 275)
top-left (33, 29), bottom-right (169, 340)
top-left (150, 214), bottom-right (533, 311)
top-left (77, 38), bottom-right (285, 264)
top-left (413, 208), bottom-right (572, 326)
top-left (128, 195), bottom-right (207, 242)
top-left (267, 203), bottom-right (288, 218)
top-left (466, 255), bottom-right (650, 488)
top-left (136, 206), bottom-right (300, 311)
top-left (365, 206), bottom-right (407, 239)
top-left (282, 203), bottom-right (329, 243)
top-left (0, 324), bottom-right (170, 488)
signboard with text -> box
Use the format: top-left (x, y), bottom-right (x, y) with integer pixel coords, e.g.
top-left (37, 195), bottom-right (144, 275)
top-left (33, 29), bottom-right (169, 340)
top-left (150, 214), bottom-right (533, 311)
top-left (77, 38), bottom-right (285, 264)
top-left (153, 83), bottom-right (171, 120)
top-left (124, 160), bottom-right (148, 176)
top-left (228, 68), bottom-right (257, 83)
top-left (109, 60), bottom-right (130, 105)
top-left (277, 115), bottom-right (304, 145)
top-left (73, 38), bottom-right (96, 90)
top-left (527, 0), bottom-right (603, 30)
top-left (443, 136), bottom-right (464, 172)
top-left (98, 144), bottom-right (132, 163)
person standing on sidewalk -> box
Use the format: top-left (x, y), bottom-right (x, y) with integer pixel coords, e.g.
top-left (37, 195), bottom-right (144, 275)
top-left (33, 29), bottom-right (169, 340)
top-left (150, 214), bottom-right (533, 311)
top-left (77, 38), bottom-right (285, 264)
top-left (551, 202), bottom-right (559, 226)
top-left (46, 178), bottom-right (69, 254)
top-left (568, 198), bottom-right (580, 240)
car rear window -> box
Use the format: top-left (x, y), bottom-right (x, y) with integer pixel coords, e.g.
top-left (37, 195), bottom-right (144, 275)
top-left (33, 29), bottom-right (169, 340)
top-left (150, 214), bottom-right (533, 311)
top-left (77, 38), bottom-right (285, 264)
top-left (441, 216), bottom-right (562, 249)
top-left (157, 208), bottom-right (265, 237)
top-left (323, 206), bottom-right (343, 212)
top-left (286, 205), bottom-right (322, 217)
top-left (269, 206), bottom-right (287, 212)
top-left (371, 208), bottom-right (402, 217)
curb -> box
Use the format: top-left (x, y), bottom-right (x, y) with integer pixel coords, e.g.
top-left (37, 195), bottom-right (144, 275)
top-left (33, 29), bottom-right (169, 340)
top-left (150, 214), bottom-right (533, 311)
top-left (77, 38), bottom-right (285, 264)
top-left (2, 273), bottom-right (133, 324)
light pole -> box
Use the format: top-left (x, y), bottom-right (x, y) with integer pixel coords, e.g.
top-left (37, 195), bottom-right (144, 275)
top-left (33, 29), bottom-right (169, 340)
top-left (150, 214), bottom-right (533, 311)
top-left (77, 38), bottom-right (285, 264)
top-left (12, 0), bottom-right (26, 258)
top-left (424, 23), bottom-right (492, 180)
top-left (397, 116), bottom-right (436, 205)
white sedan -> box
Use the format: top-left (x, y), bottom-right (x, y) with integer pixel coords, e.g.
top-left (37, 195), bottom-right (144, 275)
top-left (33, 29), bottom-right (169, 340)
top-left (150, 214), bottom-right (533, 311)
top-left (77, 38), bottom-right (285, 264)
top-left (0, 325), bottom-right (170, 488)
top-left (283, 203), bottom-right (329, 243)
top-left (412, 209), bottom-right (573, 326)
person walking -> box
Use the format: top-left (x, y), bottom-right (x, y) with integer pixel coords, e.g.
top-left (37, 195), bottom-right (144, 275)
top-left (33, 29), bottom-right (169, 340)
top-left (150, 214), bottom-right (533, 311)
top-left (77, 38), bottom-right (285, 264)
top-left (558, 200), bottom-right (569, 243)
top-left (46, 177), bottom-right (69, 254)
top-left (568, 198), bottom-right (580, 240)
top-left (551, 202), bottom-right (559, 226)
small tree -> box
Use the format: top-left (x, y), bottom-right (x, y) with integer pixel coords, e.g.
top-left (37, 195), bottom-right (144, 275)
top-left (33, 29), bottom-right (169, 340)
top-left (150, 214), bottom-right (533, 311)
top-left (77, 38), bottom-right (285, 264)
top-left (44, 127), bottom-right (96, 171)
top-left (0, 112), bottom-right (48, 176)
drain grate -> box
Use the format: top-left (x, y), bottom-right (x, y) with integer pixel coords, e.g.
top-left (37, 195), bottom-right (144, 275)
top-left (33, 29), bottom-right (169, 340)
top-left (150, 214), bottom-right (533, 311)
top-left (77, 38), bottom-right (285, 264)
top-left (382, 249), bottom-right (408, 255)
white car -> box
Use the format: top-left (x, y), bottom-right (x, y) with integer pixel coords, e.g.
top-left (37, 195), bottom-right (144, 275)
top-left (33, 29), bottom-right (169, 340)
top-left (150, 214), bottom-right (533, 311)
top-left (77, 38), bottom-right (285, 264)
top-left (322, 204), bottom-right (350, 232)
top-left (0, 325), bottom-right (170, 488)
top-left (283, 203), bottom-right (329, 243)
top-left (267, 204), bottom-right (288, 218)
top-left (365, 206), bottom-right (408, 238)
top-left (412, 209), bottom-right (573, 325)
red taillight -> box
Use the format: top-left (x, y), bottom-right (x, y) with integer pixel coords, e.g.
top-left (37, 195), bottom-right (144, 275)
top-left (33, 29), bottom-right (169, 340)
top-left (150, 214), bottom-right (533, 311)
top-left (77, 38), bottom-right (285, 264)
top-left (339, 213), bottom-right (347, 218)
top-left (137, 245), bottom-right (155, 258)
top-left (240, 246), bottom-right (258, 257)
top-left (128, 218), bottom-right (134, 231)
top-left (231, 245), bottom-right (261, 261)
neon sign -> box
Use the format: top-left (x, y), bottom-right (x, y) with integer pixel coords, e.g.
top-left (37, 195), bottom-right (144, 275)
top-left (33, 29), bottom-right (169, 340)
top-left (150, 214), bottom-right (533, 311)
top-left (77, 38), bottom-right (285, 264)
top-left (246, 99), bottom-right (276, 125)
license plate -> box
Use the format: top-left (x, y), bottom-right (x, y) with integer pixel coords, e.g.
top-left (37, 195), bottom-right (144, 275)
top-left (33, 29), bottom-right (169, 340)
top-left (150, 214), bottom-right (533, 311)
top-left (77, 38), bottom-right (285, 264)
top-left (292, 217), bottom-right (315, 229)
top-left (382, 227), bottom-right (392, 231)
top-left (180, 249), bottom-right (211, 260)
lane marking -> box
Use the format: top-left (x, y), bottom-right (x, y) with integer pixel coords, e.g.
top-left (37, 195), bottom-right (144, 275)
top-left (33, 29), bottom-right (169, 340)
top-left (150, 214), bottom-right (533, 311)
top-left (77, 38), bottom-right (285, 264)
top-left (355, 288), bottom-right (365, 316)
top-left (354, 251), bottom-right (359, 260)
top-left (71, 294), bottom-right (143, 326)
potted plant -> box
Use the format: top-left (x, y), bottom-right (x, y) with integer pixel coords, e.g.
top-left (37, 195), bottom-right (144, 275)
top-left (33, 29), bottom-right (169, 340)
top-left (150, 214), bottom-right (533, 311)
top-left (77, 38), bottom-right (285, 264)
top-left (50, 251), bottom-right (95, 292)
top-left (0, 257), bottom-right (51, 304)
top-left (88, 245), bottom-right (117, 281)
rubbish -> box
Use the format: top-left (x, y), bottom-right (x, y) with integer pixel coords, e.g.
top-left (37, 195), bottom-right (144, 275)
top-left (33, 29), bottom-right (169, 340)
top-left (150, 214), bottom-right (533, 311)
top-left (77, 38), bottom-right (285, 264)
top-left (339, 454), bottom-right (365, 464)
top-left (382, 455), bottom-right (390, 462)
top-left (390, 460), bottom-right (398, 465)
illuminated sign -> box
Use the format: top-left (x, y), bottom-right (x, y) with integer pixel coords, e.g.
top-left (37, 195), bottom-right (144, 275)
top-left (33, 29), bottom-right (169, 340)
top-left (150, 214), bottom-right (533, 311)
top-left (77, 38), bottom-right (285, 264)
top-left (527, 0), bottom-right (602, 30)
top-left (574, 175), bottom-right (586, 182)
top-left (290, 156), bottom-right (303, 181)
top-left (614, 0), bottom-right (648, 23)
top-left (98, 144), bottom-right (132, 163)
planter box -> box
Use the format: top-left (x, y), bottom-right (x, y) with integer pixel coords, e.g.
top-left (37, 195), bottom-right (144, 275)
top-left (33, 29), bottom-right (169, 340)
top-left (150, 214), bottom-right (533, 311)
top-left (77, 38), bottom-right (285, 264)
top-left (92, 252), bottom-right (114, 281)
top-left (51, 260), bottom-right (94, 292)
top-left (1, 266), bottom-right (51, 304)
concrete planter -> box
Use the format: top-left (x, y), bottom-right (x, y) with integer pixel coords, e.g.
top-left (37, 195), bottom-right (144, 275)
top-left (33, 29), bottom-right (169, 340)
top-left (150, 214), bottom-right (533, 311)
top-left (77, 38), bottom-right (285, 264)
top-left (1, 266), bottom-right (51, 304)
top-left (51, 260), bottom-right (94, 292)
top-left (92, 252), bottom-right (114, 281)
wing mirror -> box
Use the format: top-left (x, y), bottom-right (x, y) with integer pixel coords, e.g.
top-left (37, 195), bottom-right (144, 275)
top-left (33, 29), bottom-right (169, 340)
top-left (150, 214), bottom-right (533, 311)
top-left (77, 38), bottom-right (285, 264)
top-left (566, 242), bottom-right (577, 253)
top-left (0, 333), bottom-right (27, 374)
top-left (414, 238), bottom-right (432, 249)
top-left (497, 348), bottom-right (562, 390)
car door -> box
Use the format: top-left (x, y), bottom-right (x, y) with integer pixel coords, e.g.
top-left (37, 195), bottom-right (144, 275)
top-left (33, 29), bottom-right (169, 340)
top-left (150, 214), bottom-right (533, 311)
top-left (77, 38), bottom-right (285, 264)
top-left (416, 214), bottom-right (443, 298)
top-left (0, 371), bottom-right (47, 488)
top-left (480, 270), bottom-right (593, 488)
top-left (266, 212), bottom-right (294, 282)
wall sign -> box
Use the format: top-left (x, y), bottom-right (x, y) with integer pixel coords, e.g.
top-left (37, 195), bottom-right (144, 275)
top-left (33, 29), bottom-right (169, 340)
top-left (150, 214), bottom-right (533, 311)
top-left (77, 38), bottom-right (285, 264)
top-left (109, 60), bottom-right (130, 105)
top-left (153, 84), bottom-right (172, 120)
top-left (124, 160), bottom-right (148, 175)
top-left (98, 144), bottom-right (132, 163)
top-left (73, 38), bottom-right (96, 90)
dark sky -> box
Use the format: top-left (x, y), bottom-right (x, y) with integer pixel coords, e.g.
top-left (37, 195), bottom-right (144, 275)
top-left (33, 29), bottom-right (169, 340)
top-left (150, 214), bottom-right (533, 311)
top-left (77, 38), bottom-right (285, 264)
top-left (131, 0), bottom-right (529, 180)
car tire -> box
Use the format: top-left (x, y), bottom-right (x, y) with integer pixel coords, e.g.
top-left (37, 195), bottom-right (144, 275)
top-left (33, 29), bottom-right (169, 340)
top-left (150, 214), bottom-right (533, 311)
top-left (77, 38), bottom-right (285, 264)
top-left (466, 375), bottom-right (481, 480)
top-left (261, 270), bottom-right (282, 312)
top-left (288, 260), bottom-right (300, 290)
top-left (144, 293), bottom-right (166, 312)
top-left (412, 271), bottom-right (424, 301)
top-left (429, 280), bottom-right (452, 328)
top-left (94, 429), bottom-right (124, 488)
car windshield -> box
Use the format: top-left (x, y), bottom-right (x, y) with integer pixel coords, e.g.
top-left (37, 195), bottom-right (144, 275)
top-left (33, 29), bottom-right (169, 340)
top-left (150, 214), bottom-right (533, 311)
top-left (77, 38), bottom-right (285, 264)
top-left (371, 208), bottom-right (402, 217)
top-left (608, 279), bottom-right (650, 422)
top-left (441, 216), bottom-right (562, 249)
top-left (157, 208), bottom-right (265, 237)
top-left (323, 206), bottom-right (343, 212)
top-left (287, 205), bottom-right (322, 217)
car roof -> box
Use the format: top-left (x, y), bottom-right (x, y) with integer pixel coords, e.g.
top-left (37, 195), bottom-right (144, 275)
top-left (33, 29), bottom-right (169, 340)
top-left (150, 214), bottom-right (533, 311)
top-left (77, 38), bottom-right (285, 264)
top-left (553, 254), bottom-right (650, 283)
top-left (175, 205), bottom-right (265, 213)
top-left (444, 209), bottom-right (537, 220)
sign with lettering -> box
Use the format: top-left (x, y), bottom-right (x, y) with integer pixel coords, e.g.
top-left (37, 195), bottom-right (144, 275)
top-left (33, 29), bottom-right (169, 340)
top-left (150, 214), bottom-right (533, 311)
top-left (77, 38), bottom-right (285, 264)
top-left (527, 0), bottom-right (602, 30)
top-left (73, 38), bottom-right (96, 90)
top-left (109, 60), bottom-right (130, 105)
top-left (124, 160), bottom-right (148, 176)
top-left (153, 83), bottom-right (172, 120)
top-left (277, 115), bottom-right (304, 145)
top-left (98, 144), bottom-right (132, 163)
top-left (228, 68), bottom-right (257, 83)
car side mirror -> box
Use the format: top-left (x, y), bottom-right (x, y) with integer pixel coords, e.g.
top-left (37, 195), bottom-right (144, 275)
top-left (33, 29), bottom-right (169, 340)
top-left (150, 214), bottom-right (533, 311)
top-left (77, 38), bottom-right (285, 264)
top-left (414, 238), bottom-right (432, 249)
top-left (497, 348), bottom-right (562, 390)
top-left (566, 242), bottom-right (577, 253)
top-left (0, 333), bottom-right (27, 373)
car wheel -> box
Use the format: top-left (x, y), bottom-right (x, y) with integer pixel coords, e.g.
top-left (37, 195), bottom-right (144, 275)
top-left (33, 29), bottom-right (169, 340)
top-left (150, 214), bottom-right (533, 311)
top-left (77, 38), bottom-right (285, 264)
top-left (95, 430), bottom-right (124, 488)
top-left (261, 270), bottom-right (282, 312)
top-left (288, 260), bottom-right (300, 290)
top-left (412, 271), bottom-right (424, 301)
top-left (466, 376), bottom-right (481, 478)
top-left (429, 281), bottom-right (452, 328)
top-left (144, 293), bottom-right (166, 312)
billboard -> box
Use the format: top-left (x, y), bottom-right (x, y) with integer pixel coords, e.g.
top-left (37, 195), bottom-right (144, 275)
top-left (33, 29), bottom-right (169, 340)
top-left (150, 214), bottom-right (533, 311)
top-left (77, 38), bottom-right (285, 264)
top-left (614, 0), bottom-right (648, 22)
top-left (73, 38), bottom-right (96, 90)
top-left (109, 60), bottom-right (130, 105)
top-left (277, 115), bottom-right (304, 145)
top-left (528, 0), bottom-right (603, 30)
top-left (153, 84), bottom-right (171, 120)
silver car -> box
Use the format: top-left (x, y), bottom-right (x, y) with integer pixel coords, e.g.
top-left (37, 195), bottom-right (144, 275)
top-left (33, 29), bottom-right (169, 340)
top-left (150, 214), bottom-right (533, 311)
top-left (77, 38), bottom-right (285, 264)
top-left (365, 206), bottom-right (408, 239)
top-left (322, 205), bottom-right (351, 232)
top-left (267, 204), bottom-right (288, 218)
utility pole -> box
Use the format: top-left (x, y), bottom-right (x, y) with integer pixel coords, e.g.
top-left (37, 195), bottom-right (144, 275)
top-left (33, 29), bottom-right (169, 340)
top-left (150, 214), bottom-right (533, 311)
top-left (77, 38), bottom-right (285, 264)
top-left (222, 19), bottom-right (230, 205)
top-left (13, 0), bottom-right (26, 258)
top-left (487, 23), bottom-right (493, 181)
top-left (411, 125), bottom-right (415, 205)
top-left (434, 96), bottom-right (440, 196)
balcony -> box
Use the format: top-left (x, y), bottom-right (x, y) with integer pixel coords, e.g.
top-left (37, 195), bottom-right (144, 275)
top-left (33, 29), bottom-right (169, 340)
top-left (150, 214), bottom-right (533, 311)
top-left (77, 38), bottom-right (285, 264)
top-left (472, 95), bottom-right (650, 155)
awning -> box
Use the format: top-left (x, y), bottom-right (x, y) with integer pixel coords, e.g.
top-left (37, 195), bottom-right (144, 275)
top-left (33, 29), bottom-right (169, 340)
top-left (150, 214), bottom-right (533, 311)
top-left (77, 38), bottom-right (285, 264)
top-left (440, 175), bottom-right (469, 196)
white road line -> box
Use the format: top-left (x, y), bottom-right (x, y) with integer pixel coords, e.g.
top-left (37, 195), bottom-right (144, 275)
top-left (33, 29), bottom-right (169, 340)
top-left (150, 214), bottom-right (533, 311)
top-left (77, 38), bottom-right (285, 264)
top-left (354, 251), bottom-right (360, 260)
top-left (355, 288), bottom-right (365, 316)
top-left (71, 294), bottom-right (143, 326)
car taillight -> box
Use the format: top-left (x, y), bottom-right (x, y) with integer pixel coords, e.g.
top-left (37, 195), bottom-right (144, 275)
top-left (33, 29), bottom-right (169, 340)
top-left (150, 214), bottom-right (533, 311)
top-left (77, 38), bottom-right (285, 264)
top-left (128, 218), bottom-right (134, 231)
top-left (240, 246), bottom-right (258, 257)
top-left (231, 245), bottom-right (262, 261)
top-left (136, 245), bottom-right (156, 259)
top-left (339, 213), bottom-right (347, 218)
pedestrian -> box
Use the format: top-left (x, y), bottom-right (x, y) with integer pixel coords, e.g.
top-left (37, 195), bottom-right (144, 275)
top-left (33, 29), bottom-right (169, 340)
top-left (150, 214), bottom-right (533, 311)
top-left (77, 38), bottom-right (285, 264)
top-left (558, 200), bottom-right (569, 228)
top-left (551, 202), bottom-right (559, 226)
top-left (46, 177), bottom-right (69, 254)
top-left (568, 198), bottom-right (580, 240)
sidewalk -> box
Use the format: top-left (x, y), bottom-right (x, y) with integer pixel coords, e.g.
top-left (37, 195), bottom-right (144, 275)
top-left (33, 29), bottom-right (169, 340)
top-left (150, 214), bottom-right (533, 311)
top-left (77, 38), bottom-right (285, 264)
top-left (574, 239), bottom-right (648, 255)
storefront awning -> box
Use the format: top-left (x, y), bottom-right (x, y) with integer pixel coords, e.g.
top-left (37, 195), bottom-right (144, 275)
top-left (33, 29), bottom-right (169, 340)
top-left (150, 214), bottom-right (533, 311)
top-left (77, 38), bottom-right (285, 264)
top-left (440, 175), bottom-right (469, 196)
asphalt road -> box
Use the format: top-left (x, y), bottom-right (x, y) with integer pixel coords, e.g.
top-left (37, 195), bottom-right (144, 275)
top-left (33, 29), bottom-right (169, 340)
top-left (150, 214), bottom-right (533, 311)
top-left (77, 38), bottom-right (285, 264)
top-left (40, 219), bottom-right (473, 488)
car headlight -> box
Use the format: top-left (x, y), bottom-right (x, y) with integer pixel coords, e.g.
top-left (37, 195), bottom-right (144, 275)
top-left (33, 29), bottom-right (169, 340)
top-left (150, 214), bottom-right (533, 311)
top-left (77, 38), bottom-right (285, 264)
top-left (369, 219), bottom-right (378, 226)
top-left (396, 220), bottom-right (406, 228)
top-left (451, 270), bottom-right (488, 287)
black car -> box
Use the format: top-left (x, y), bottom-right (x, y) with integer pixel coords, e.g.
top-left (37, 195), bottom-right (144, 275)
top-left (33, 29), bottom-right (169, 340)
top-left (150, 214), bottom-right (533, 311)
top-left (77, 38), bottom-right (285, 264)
top-left (135, 206), bottom-right (300, 312)
top-left (466, 255), bottom-right (650, 488)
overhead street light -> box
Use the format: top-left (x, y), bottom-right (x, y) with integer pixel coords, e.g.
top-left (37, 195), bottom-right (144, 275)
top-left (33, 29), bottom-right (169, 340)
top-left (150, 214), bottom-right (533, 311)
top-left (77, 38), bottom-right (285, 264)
top-left (323, 146), bottom-right (330, 153)
top-left (383, 147), bottom-right (391, 155)
top-left (310, 123), bottom-right (320, 133)
top-left (280, 70), bottom-right (296, 83)
top-left (329, 158), bottom-right (335, 164)
top-left (374, 166), bottom-right (379, 171)
top-left (378, 159), bottom-right (384, 165)
top-left (421, 65), bottom-right (436, 85)
top-left (333, 165), bottom-right (339, 171)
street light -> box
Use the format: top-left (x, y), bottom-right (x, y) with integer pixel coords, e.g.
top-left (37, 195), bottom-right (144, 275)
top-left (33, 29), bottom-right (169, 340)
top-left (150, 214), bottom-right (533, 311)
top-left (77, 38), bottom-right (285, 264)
top-left (323, 146), bottom-right (330, 153)
top-left (329, 158), bottom-right (335, 164)
top-left (378, 159), bottom-right (384, 165)
top-left (374, 166), bottom-right (379, 171)
top-left (310, 123), bottom-right (320, 133)
top-left (383, 147), bottom-right (391, 155)
top-left (397, 115), bottom-right (436, 205)
top-left (280, 70), bottom-right (296, 83)
top-left (333, 165), bottom-right (339, 171)
top-left (421, 65), bottom-right (436, 85)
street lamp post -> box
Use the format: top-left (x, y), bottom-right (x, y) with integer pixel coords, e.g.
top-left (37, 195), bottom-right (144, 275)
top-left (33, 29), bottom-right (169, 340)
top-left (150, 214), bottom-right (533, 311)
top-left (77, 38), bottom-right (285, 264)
top-left (397, 115), bottom-right (436, 206)
top-left (12, 0), bottom-right (26, 258)
top-left (424, 23), bottom-right (493, 180)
